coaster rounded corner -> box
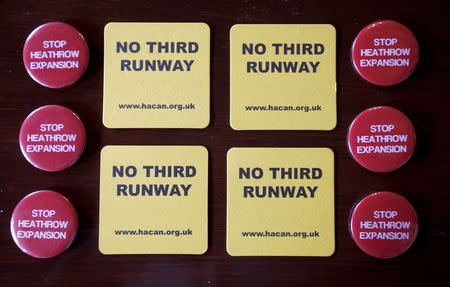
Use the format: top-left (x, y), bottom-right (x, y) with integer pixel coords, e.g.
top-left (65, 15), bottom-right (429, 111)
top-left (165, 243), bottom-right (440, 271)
top-left (230, 24), bottom-right (244, 35)
top-left (225, 243), bottom-right (240, 257)
top-left (104, 22), bottom-right (116, 33)
top-left (324, 117), bottom-right (337, 131)
top-left (229, 116), bottom-right (244, 131)
top-left (102, 115), bottom-right (115, 129)
top-left (98, 238), bottom-right (113, 256)
top-left (197, 22), bottom-right (211, 34)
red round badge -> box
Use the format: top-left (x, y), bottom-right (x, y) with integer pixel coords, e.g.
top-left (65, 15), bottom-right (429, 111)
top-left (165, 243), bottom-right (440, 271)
top-left (10, 190), bottom-right (78, 258)
top-left (349, 192), bottom-right (418, 259)
top-left (19, 105), bottom-right (86, 172)
top-left (347, 106), bottom-right (416, 173)
top-left (351, 20), bottom-right (419, 86)
top-left (23, 22), bottom-right (89, 88)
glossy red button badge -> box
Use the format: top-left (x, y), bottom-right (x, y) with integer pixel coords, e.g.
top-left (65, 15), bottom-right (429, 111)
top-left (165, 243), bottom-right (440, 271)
top-left (351, 20), bottom-right (419, 86)
top-left (347, 106), bottom-right (416, 173)
top-left (349, 192), bottom-right (418, 259)
top-left (19, 105), bottom-right (86, 172)
top-left (10, 190), bottom-right (78, 258)
top-left (23, 22), bottom-right (89, 88)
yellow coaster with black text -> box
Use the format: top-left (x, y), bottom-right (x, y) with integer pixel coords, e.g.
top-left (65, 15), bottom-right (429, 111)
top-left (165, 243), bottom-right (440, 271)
top-left (227, 148), bottom-right (334, 256)
top-left (99, 145), bottom-right (208, 254)
top-left (230, 24), bottom-right (336, 130)
top-left (103, 23), bottom-right (210, 128)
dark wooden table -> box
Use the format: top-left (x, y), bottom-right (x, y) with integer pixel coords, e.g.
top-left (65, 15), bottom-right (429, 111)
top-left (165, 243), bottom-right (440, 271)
top-left (1, 0), bottom-right (449, 286)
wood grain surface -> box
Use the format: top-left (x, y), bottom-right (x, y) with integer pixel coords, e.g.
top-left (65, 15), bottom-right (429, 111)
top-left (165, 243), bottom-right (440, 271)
top-left (0, 0), bottom-right (449, 286)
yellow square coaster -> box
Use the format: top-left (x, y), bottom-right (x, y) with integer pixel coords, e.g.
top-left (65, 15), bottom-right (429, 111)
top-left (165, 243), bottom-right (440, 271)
top-left (103, 23), bottom-right (210, 128)
top-left (99, 146), bottom-right (208, 254)
top-left (230, 24), bottom-right (336, 130)
top-left (227, 148), bottom-right (335, 256)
